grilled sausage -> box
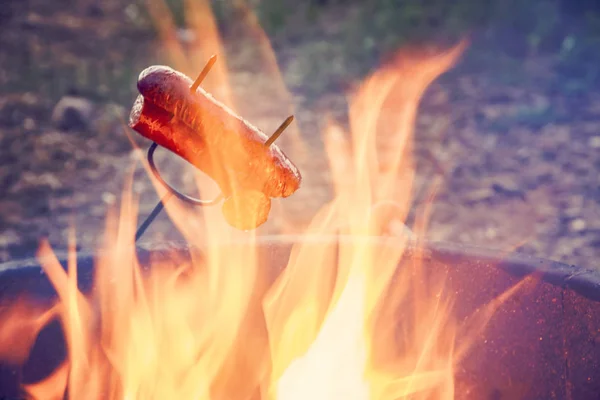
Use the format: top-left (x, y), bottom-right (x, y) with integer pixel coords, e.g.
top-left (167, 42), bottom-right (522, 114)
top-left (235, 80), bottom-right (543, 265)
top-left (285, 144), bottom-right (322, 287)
top-left (129, 65), bottom-right (301, 199)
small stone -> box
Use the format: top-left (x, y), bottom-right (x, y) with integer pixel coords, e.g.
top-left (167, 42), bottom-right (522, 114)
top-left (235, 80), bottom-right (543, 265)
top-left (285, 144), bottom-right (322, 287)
top-left (177, 28), bottom-right (196, 44)
top-left (102, 192), bottom-right (116, 205)
top-left (481, 105), bottom-right (504, 120)
top-left (124, 4), bottom-right (141, 23)
top-left (130, 148), bottom-right (144, 160)
top-left (485, 226), bottom-right (498, 239)
top-left (37, 173), bottom-right (62, 189)
top-left (23, 117), bottom-right (36, 131)
top-left (132, 181), bottom-right (146, 194)
top-left (51, 96), bottom-right (95, 131)
top-left (465, 188), bottom-right (494, 203)
top-left (491, 176), bottom-right (526, 200)
top-left (0, 229), bottom-right (20, 247)
top-left (21, 92), bottom-right (38, 105)
top-left (569, 218), bottom-right (586, 233)
top-left (588, 136), bottom-right (600, 149)
top-left (492, 175), bottom-right (520, 192)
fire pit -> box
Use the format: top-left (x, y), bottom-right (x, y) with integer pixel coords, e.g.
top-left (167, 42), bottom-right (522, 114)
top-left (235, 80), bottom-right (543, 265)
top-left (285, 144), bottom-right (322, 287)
top-left (1, 14), bottom-right (597, 399)
top-left (0, 237), bottom-right (599, 399)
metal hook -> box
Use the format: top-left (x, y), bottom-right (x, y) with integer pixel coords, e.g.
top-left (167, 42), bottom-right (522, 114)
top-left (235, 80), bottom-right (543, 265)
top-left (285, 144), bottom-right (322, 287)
top-left (135, 142), bottom-right (224, 242)
top-left (147, 142), bottom-right (224, 206)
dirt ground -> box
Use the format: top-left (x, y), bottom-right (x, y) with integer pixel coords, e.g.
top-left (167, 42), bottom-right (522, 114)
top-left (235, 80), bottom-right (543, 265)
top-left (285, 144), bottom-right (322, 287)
top-left (0, 0), bottom-right (598, 270)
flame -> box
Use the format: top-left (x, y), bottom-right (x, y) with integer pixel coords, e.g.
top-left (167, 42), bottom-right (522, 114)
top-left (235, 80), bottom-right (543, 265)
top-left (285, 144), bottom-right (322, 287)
top-left (264, 44), bottom-right (468, 400)
top-left (0, 299), bottom-right (57, 365)
top-left (0, 2), bottom-right (527, 399)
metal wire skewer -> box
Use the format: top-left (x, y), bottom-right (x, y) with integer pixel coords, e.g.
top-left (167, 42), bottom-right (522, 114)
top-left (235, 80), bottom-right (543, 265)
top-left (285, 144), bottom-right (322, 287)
top-left (134, 143), bottom-right (223, 242)
top-left (134, 191), bottom-right (173, 242)
top-left (134, 56), bottom-right (294, 242)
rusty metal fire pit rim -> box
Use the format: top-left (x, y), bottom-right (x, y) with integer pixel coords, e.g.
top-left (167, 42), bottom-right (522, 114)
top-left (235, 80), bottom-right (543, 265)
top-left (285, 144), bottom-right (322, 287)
top-left (0, 235), bottom-right (598, 302)
top-left (0, 237), bottom-right (598, 400)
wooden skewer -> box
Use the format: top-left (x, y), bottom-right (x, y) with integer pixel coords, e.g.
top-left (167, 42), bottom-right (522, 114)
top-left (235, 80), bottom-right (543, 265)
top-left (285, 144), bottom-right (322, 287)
top-left (190, 54), bottom-right (217, 93)
top-left (191, 54), bottom-right (292, 148)
top-left (265, 115), bottom-right (294, 147)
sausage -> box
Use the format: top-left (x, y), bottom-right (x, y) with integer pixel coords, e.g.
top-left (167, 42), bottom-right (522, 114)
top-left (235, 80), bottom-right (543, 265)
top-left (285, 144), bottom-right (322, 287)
top-left (129, 65), bottom-right (301, 200)
top-left (128, 66), bottom-right (302, 229)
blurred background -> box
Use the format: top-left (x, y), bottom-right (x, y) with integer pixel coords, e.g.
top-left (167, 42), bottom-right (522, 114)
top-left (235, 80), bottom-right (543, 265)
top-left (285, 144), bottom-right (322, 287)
top-left (0, 0), bottom-right (599, 268)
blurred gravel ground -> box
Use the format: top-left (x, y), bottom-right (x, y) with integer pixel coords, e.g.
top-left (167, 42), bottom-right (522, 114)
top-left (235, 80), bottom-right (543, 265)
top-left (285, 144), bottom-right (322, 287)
top-left (0, 0), bottom-right (598, 270)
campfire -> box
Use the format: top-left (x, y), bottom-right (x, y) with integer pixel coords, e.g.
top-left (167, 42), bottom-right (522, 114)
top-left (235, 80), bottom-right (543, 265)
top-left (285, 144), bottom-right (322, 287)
top-left (1, 2), bottom-right (599, 400)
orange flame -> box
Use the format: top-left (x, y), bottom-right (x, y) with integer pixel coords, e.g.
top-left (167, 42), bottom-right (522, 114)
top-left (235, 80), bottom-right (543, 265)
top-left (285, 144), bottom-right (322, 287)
top-left (0, 3), bottom-right (528, 399)
top-left (0, 299), bottom-right (57, 365)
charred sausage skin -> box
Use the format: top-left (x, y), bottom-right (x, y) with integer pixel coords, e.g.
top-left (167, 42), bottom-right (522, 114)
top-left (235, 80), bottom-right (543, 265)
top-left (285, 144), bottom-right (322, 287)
top-left (129, 65), bottom-right (301, 199)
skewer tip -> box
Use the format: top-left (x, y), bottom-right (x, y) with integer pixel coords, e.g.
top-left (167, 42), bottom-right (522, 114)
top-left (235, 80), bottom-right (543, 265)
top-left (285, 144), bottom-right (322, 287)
top-left (190, 54), bottom-right (218, 93)
top-left (265, 115), bottom-right (294, 147)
